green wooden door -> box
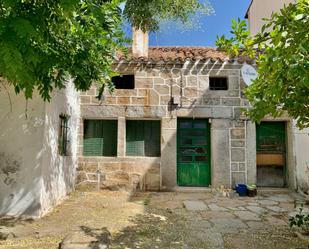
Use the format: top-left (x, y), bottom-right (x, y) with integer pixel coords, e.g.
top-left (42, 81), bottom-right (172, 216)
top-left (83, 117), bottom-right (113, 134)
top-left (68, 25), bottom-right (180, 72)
top-left (177, 119), bottom-right (211, 187)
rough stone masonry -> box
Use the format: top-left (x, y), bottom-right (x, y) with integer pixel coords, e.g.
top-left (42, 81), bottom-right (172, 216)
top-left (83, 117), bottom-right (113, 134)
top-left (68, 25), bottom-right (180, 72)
top-left (76, 46), bottom-right (258, 192)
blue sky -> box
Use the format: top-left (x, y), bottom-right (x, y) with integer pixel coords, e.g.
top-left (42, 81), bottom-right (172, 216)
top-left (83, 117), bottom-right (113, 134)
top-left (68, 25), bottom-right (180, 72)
top-left (124, 0), bottom-right (251, 47)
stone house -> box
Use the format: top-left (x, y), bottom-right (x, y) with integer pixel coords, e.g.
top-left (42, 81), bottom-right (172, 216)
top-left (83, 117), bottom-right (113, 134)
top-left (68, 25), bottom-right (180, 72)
top-left (76, 31), bottom-right (301, 192)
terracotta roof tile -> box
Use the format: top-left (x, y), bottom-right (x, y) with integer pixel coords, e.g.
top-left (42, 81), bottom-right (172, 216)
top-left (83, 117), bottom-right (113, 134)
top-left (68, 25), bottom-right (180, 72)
top-left (116, 46), bottom-right (229, 63)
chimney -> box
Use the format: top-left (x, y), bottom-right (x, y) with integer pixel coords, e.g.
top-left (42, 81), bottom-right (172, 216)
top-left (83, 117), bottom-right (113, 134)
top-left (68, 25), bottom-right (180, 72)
top-left (132, 28), bottom-right (149, 58)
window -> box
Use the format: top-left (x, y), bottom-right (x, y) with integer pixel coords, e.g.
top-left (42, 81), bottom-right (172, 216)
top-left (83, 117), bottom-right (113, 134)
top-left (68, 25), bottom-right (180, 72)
top-left (59, 114), bottom-right (69, 156)
top-left (209, 77), bottom-right (228, 90)
top-left (112, 75), bottom-right (135, 89)
top-left (83, 120), bottom-right (117, 156)
top-left (126, 120), bottom-right (161, 157)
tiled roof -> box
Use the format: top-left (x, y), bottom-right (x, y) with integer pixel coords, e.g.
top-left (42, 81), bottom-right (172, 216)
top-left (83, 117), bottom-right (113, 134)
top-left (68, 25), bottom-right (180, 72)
top-left (116, 46), bottom-right (251, 64)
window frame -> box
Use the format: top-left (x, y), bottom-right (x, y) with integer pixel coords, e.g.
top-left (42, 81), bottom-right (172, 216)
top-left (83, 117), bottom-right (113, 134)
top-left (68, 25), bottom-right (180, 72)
top-left (59, 114), bottom-right (69, 156)
top-left (112, 74), bottom-right (135, 90)
top-left (209, 77), bottom-right (229, 91)
top-left (83, 119), bottom-right (118, 157)
top-left (125, 119), bottom-right (161, 157)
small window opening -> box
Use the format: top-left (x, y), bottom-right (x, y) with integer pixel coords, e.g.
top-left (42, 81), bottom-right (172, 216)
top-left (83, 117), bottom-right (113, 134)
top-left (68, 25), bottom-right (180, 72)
top-left (112, 75), bottom-right (135, 89)
top-left (209, 77), bottom-right (228, 90)
top-left (59, 114), bottom-right (69, 156)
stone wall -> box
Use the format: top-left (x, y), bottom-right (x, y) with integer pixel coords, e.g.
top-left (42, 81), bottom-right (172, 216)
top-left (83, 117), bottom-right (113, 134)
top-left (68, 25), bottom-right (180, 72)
top-left (77, 61), bottom-right (254, 190)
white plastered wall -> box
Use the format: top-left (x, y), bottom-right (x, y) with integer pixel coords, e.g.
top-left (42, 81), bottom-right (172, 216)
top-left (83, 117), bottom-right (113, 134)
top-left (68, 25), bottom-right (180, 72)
top-left (40, 79), bottom-right (80, 216)
top-left (293, 124), bottom-right (309, 192)
top-left (0, 84), bottom-right (45, 217)
top-left (0, 80), bottom-right (80, 217)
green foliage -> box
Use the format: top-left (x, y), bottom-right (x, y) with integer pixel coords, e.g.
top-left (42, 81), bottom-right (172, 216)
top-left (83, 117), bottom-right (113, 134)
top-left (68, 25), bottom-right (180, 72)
top-left (0, 0), bottom-right (210, 101)
top-left (289, 206), bottom-right (309, 230)
top-left (0, 0), bottom-right (125, 101)
top-left (123, 0), bottom-right (211, 32)
top-left (216, 0), bottom-right (309, 129)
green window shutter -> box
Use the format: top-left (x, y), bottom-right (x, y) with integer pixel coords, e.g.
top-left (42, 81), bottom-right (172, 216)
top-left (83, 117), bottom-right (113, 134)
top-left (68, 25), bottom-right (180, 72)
top-left (102, 120), bottom-right (118, 156)
top-left (145, 121), bottom-right (161, 156)
top-left (83, 120), bottom-right (117, 156)
top-left (126, 121), bottom-right (145, 156)
top-left (126, 120), bottom-right (161, 157)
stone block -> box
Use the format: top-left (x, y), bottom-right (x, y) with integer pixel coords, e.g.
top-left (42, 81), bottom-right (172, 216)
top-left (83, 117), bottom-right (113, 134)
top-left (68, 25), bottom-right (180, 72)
top-left (165, 78), bottom-right (180, 86)
top-left (186, 76), bottom-right (197, 87)
top-left (98, 162), bottom-right (120, 172)
top-left (145, 173), bottom-right (160, 191)
top-left (131, 97), bottom-right (147, 105)
top-left (148, 164), bottom-right (160, 174)
top-left (83, 163), bottom-right (98, 172)
top-left (91, 96), bottom-right (101, 104)
top-left (145, 68), bottom-right (161, 77)
top-left (227, 90), bottom-right (240, 97)
top-left (183, 200), bottom-right (207, 211)
top-left (211, 120), bottom-right (231, 187)
top-left (160, 95), bottom-right (170, 105)
top-left (159, 70), bottom-right (172, 79)
top-left (231, 128), bottom-right (245, 139)
top-left (86, 88), bottom-right (96, 96)
top-left (124, 106), bottom-right (166, 118)
top-left (153, 77), bottom-right (165, 85)
top-left (104, 97), bottom-right (116, 105)
top-left (231, 148), bottom-right (245, 162)
top-left (162, 117), bottom-right (176, 129)
top-left (117, 97), bottom-right (130, 105)
top-left (147, 90), bottom-right (159, 105)
top-left (107, 171), bottom-right (130, 182)
top-left (228, 76), bottom-right (240, 90)
top-left (137, 89), bottom-right (147, 96)
top-left (211, 119), bottom-right (233, 129)
top-left (231, 172), bottom-right (246, 188)
top-left (80, 96), bottom-right (91, 104)
top-left (239, 163), bottom-right (246, 171)
top-left (221, 98), bottom-right (241, 106)
top-left (234, 120), bottom-right (245, 127)
top-left (171, 85), bottom-right (181, 96)
top-left (171, 68), bottom-right (181, 77)
top-left (119, 163), bottom-right (135, 173)
top-left (114, 89), bottom-right (137, 96)
top-left (197, 76), bottom-right (208, 90)
top-left (86, 173), bottom-right (98, 181)
top-left (76, 172), bottom-right (87, 183)
top-left (135, 78), bottom-right (153, 88)
top-left (154, 85), bottom-right (170, 95)
top-left (184, 87), bottom-right (197, 98)
top-left (203, 98), bottom-right (220, 106)
top-left (231, 140), bottom-right (245, 147)
top-left (231, 163), bottom-right (238, 171)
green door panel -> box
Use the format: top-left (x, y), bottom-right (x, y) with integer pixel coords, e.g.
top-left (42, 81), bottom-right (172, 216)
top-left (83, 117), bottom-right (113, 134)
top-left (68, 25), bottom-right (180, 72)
top-left (177, 119), bottom-right (211, 187)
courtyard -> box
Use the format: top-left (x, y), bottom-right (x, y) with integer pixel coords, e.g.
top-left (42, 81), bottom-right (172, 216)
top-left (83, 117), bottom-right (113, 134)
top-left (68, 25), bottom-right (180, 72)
top-left (0, 189), bottom-right (307, 249)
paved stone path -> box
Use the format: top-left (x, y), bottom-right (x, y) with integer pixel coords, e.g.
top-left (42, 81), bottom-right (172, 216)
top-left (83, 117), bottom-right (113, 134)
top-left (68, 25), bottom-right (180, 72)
top-left (146, 190), bottom-right (308, 249)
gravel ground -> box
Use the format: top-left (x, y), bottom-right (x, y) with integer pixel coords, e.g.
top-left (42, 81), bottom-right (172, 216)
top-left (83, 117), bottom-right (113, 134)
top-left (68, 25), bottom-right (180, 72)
top-left (0, 190), bottom-right (308, 249)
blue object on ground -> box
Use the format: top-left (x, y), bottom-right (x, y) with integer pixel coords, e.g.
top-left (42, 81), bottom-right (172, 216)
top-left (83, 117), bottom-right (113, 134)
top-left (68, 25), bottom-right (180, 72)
top-left (236, 184), bottom-right (247, 196)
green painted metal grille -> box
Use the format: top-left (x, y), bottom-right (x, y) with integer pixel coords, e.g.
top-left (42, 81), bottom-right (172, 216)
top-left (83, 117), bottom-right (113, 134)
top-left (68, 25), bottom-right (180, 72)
top-left (83, 120), bottom-right (117, 156)
top-left (177, 119), bottom-right (211, 187)
top-left (126, 120), bottom-right (161, 157)
top-left (256, 122), bottom-right (286, 153)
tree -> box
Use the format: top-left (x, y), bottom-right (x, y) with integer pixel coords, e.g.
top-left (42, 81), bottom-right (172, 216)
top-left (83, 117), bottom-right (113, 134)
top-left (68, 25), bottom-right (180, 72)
top-left (216, 0), bottom-right (309, 128)
top-left (0, 0), bottom-right (211, 101)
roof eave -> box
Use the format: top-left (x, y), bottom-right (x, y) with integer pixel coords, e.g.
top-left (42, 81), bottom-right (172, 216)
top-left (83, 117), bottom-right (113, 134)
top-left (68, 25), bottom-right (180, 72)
top-left (245, 0), bottom-right (253, 19)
